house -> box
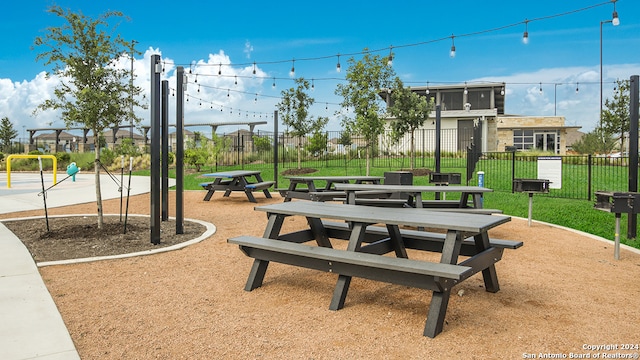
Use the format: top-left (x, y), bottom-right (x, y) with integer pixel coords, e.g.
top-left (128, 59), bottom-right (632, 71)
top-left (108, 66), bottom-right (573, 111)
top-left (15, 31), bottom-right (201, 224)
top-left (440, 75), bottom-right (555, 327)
top-left (382, 82), bottom-right (581, 155)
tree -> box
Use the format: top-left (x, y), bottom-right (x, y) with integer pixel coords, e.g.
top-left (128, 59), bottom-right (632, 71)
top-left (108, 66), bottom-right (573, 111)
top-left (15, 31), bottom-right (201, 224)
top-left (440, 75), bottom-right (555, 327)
top-left (277, 78), bottom-right (328, 169)
top-left (33, 6), bottom-right (146, 228)
top-left (387, 78), bottom-right (434, 169)
top-left (601, 79), bottom-right (631, 153)
top-left (306, 129), bottom-right (329, 157)
top-left (571, 128), bottom-right (616, 155)
top-left (335, 50), bottom-right (396, 175)
top-left (0, 117), bottom-right (18, 153)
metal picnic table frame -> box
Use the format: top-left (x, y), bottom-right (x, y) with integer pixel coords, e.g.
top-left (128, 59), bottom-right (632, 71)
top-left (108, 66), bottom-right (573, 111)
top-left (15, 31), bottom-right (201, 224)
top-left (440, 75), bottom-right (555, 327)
top-left (228, 201), bottom-right (518, 337)
top-left (200, 170), bottom-right (273, 203)
top-left (280, 175), bottom-right (383, 202)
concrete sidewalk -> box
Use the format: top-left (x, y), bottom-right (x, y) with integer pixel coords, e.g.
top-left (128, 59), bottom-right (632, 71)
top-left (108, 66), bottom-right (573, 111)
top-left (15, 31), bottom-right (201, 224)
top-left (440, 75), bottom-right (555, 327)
top-left (0, 172), bottom-right (159, 360)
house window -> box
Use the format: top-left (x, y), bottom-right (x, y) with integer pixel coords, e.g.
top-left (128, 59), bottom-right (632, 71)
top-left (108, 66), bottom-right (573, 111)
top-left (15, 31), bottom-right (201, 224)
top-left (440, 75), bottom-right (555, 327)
top-left (440, 91), bottom-right (463, 111)
top-left (513, 129), bottom-right (534, 150)
top-left (467, 90), bottom-right (491, 109)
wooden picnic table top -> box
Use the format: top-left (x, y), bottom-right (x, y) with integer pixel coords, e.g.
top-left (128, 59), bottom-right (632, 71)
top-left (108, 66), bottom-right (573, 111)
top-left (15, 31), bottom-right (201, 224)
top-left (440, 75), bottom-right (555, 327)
top-left (202, 170), bottom-right (262, 178)
top-left (333, 183), bottom-right (493, 193)
top-left (254, 201), bottom-right (510, 234)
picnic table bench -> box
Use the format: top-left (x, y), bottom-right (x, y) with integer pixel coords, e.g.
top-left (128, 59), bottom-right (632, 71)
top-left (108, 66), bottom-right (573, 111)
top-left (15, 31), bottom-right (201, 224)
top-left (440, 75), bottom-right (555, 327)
top-left (200, 170), bottom-right (273, 203)
top-left (228, 201), bottom-right (518, 337)
top-left (333, 183), bottom-right (496, 210)
top-left (279, 175), bottom-right (383, 202)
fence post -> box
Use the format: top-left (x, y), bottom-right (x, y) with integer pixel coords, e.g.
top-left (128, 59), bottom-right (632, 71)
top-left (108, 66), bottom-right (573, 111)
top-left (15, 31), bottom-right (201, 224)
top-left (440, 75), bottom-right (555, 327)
top-left (511, 150), bottom-right (516, 193)
top-left (587, 154), bottom-right (592, 201)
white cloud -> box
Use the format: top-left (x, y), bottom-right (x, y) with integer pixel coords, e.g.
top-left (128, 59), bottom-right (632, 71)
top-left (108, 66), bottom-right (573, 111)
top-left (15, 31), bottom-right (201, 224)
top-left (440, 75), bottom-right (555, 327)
top-left (473, 64), bottom-right (640, 132)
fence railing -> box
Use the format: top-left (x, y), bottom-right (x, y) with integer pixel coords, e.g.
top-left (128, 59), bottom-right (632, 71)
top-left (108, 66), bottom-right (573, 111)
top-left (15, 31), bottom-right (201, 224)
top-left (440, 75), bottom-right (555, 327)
top-left (471, 152), bottom-right (633, 200)
top-left (197, 129), bottom-right (635, 201)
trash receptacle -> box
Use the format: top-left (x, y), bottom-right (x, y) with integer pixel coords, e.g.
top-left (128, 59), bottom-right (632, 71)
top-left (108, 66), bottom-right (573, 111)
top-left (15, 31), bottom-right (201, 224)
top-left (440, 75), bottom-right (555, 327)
top-left (384, 171), bottom-right (413, 199)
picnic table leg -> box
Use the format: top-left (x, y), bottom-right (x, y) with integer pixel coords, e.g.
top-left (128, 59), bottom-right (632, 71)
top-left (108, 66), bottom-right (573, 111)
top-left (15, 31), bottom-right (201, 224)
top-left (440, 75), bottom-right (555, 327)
top-left (262, 188), bottom-right (273, 199)
top-left (307, 217), bottom-right (332, 248)
top-left (244, 190), bottom-right (258, 203)
top-left (254, 173), bottom-right (273, 199)
top-left (203, 189), bottom-right (215, 201)
top-left (203, 178), bottom-right (223, 201)
top-left (424, 230), bottom-right (463, 337)
top-left (242, 214), bottom-right (285, 291)
top-left (473, 231), bottom-right (500, 293)
top-left (329, 222), bottom-right (367, 311)
top-left (386, 224), bottom-right (408, 258)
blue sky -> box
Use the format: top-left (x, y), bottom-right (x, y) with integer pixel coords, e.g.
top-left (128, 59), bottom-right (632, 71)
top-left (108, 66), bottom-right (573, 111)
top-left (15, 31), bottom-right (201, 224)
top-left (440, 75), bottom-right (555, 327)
top-left (1, 0), bottom-right (639, 138)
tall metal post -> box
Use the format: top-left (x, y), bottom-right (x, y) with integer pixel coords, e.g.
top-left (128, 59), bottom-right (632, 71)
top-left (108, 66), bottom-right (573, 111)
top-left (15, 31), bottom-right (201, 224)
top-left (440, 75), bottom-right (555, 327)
top-left (628, 75), bottom-right (639, 238)
top-left (161, 80), bottom-right (169, 221)
top-left (175, 67), bottom-right (185, 234)
top-left (273, 110), bottom-right (279, 189)
top-left (150, 54), bottom-right (161, 244)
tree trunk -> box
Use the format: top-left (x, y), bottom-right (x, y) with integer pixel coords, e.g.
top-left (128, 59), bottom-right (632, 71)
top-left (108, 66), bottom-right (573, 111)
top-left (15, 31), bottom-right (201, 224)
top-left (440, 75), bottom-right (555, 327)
top-left (410, 129), bottom-right (416, 170)
top-left (365, 145), bottom-right (371, 176)
top-left (297, 137), bottom-right (302, 169)
top-left (94, 133), bottom-right (104, 229)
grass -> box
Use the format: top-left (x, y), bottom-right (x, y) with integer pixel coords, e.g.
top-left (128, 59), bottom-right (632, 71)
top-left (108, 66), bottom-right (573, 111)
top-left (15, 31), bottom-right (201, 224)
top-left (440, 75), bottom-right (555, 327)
top-left (128, 163), bottom-right (640, 251)
top-left (7, 153), bottom-right (636, 250)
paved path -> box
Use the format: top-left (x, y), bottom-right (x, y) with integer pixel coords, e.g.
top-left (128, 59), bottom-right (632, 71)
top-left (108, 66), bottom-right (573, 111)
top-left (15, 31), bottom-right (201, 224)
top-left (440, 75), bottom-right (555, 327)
top-left (0, 172), bottom-right (163, 360)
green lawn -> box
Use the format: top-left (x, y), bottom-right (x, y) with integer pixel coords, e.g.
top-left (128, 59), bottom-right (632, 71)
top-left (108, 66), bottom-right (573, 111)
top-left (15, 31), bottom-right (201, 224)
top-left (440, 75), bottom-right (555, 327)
top-left (136, 164), bottom-right (640, 250)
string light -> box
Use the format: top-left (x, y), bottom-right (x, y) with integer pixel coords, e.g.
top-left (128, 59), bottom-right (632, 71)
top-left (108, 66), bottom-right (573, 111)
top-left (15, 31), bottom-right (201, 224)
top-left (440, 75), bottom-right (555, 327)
top-left (234, 75), bottom-right (238, 85)
top-left (576, 82), bottom-right (580, 93)
top-left (272, 77), bottom-right (276, 89)
top-left (464, 82), bottom-right (468, 95)
top-left (612, 0), bottom-right (620, 25)
top-left (539, 82), bottom-right (543, 94)
top-left (289, 59), bottom-right (295, 78)
top-left (252, 61), bottom-right (256, 76)
top-left (387, 46), bottom-right (393, 66)
top-left (218, 63), bottom-right (222, 76)
top-left (522, 19), bottom-right (530, 44)
top-left (336, 54), bottom-right (341, 73)
top-left (311, 78), bottom-right (315, 92)
top-left (449, 35), bottom-right (456, 58)
top-left (500, 84), bottom-right (505, 96)
top-left (426, 81), bottom-right (430, 95)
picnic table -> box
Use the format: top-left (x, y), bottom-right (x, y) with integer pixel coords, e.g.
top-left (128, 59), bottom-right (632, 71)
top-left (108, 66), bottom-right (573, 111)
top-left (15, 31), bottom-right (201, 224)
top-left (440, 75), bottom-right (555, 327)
top-left (228, 201), bottom-right (520, 337)
top-left (279, 175), bottom-right (383, 202)
top-left (200, 170), bottom-right (273, 203)
top-left (333, 183), bottom-right (494, 210)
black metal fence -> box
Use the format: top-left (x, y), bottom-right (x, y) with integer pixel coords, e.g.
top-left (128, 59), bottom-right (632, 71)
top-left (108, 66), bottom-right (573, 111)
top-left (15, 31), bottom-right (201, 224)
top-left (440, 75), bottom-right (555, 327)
top-left (209, 130), bottom-right (634, 201)
top-left (471, 152), bottom-right (633, 200)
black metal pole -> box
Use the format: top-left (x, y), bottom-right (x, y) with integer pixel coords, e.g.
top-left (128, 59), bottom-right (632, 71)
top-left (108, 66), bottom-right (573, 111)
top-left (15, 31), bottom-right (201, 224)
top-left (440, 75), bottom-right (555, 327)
top-left (161, 80), bottom-right (169, 221)
top-left (273, 110), bottom-right (278, 189)
top-left (435, 104), bottom-right (441, 200)
top-left (150, 54), bottom-right (161, 244)
top-left (38, 157), bottom-right (49, 232)
top-left (123, 157), bottom-right (133, 234)
top-left (120, 155), bottom-right (124, 222)
top-left (175, 66), bottom-right (185, 234)
top-left (628, 75), bottom-right (639, 239)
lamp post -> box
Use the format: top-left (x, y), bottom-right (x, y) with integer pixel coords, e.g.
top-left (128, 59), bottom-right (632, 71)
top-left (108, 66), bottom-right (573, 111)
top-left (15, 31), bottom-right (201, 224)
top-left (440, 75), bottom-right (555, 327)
top-left (554, 83), bottom-right (562, 116)
top-left (600, 4), bottom-right (620, 152)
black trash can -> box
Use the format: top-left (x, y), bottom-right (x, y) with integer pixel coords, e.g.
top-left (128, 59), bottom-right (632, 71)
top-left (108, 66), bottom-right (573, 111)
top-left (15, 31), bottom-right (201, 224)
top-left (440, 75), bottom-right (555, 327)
top-left (384, 171), bottom-right (413, 199)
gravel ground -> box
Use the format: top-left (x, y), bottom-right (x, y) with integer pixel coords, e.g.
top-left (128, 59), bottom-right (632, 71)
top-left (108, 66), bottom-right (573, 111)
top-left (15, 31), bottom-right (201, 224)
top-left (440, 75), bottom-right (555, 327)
top-left (2, 190), bottom-right (640, 359)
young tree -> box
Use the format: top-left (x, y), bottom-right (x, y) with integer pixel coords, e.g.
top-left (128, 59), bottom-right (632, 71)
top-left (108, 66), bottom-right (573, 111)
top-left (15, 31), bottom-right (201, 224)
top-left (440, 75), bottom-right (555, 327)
top-left (277, 78), bottom-right (328, 169)
top-left (335, 50), bottom-right (396, 175)
top-left (33, 6), bottom-right (146, 228)
top-left (571, 128), bottom-right (616, 155)
top-left (0, 117), bottom-right (18, 153)
top-left (601, 79), bottom-right (633, 153)
top-left (387, 78), bottom-right (434, 169)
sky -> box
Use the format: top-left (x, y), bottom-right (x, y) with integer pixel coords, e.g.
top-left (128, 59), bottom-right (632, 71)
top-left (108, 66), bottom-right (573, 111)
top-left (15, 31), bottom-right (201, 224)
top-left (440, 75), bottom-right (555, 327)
top-left (1, 0), bottom-right (639, 140)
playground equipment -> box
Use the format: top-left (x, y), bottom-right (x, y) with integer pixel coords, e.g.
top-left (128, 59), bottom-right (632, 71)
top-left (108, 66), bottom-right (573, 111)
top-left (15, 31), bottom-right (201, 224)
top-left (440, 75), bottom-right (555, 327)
top-left (6, 154), bottom-right (57, 188)
top-left (66, 162), bottom-right (79, 181)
